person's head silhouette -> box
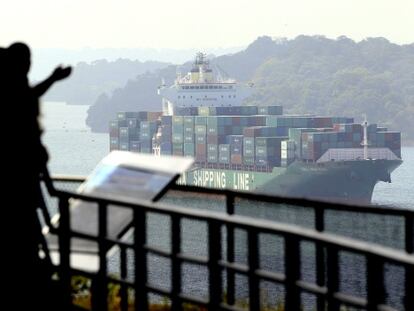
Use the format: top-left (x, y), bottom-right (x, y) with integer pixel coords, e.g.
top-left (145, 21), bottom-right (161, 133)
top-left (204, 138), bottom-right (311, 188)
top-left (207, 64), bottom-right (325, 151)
top-left (8, 42), bottom-right (31, 77)
top-left (0, 47), bottom-right (8, 77)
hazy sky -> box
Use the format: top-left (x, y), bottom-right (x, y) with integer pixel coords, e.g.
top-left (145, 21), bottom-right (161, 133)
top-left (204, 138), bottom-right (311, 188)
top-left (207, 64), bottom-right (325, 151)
top-left (1, 0), bottom-right (413, 49)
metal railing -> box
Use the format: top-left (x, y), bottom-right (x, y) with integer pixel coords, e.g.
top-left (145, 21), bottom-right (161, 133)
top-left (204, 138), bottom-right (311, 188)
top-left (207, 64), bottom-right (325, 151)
top-left (41, 174), bottom-right (414, 311)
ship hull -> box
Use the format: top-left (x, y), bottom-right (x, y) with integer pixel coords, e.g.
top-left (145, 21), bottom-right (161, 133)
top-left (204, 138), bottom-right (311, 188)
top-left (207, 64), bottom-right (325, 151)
top-left (177, 159), bottom-right (402, 204)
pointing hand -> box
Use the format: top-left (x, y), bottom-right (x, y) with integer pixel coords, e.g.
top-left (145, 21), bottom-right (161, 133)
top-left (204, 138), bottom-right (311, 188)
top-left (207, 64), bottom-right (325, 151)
top-left (52, 66), bottom-right (72, 81)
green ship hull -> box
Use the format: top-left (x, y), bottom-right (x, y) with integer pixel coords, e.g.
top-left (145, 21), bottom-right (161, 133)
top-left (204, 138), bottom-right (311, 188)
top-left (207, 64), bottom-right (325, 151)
top-left (177, 159), bottom-right (402, 204)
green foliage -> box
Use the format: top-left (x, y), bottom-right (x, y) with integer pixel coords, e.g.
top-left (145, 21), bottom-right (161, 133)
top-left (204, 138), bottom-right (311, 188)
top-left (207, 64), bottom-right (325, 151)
top-left (246, 37), bottom-right (414, 142)
top-left (86, 35), bottom-right (414, 142)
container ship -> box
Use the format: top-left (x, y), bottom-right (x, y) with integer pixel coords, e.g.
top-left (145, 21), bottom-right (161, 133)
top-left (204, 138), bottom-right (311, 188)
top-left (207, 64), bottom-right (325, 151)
top-left (108, 53), bottom-right (402, 204)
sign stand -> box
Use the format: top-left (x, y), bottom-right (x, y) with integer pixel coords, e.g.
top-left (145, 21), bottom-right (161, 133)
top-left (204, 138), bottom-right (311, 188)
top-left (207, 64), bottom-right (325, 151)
top-left (45, 151), bottom-right (194, 271)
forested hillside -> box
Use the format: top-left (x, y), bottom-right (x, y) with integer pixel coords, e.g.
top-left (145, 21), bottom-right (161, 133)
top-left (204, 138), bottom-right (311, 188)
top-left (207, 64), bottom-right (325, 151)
top-left (86, 36), bottom-right (414, 142)
top-left (44, 58), bottom-right (170, 105)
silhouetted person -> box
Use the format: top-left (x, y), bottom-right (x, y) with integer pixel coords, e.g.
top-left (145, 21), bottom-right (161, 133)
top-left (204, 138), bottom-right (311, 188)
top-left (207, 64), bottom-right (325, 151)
top-left (1, 42), bottom-right (71, 310)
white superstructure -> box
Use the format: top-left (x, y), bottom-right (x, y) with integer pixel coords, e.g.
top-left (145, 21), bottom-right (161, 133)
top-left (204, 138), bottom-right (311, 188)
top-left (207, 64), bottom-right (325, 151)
top-left (157, 53), bottom-right (254, 115)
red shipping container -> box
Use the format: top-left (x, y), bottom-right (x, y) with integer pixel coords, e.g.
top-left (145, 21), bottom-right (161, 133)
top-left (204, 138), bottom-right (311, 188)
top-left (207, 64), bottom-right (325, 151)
top-left (196, 144), bottom-right (206, 155)
top-left (147, 111), bottom-right (162, 121)
top-left (230, 154), bottom-right (242, 165)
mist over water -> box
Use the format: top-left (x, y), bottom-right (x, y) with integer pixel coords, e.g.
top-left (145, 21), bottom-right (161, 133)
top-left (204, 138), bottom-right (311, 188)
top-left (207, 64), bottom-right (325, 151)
top-left (41, 101), bottom-right (413, 209)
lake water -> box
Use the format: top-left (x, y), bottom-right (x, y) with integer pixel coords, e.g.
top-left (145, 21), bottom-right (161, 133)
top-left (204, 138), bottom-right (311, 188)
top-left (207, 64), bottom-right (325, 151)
top-left (41, 101), bottom-right (414, 209)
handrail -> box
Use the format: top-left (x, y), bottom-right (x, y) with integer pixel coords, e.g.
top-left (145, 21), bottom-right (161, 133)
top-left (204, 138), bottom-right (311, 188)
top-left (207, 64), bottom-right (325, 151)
top-left (44, 174), bottom-right (414, 311)
top-left (54, 188), bottom-right (414, 266)
top-left (47, 174), bottom-right (414, 255)
top-left (49, 174), bottom-right (413, 215)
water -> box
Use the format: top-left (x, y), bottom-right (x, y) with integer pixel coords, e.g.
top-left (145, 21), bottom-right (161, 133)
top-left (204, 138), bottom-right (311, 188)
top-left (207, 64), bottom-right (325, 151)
top-left (41, 102), bottom-right (108, 175)
top-left (41, 102), bottom-right (412, 309)
top-left (372, 147), bottom-right (414, 208)
top-left (41, 101), bottom-right (414, 209)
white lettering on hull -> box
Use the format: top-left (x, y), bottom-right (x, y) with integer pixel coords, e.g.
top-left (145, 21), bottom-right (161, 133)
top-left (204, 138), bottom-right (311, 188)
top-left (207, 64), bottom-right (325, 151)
top-left (186, 170), bottom-right (250, 190)
top-left (191, 170), bottom-right (228, 188)
top-left (176, 174), bottom-right (187, 185)
top-left (233, 172), bottom-right (250, 191)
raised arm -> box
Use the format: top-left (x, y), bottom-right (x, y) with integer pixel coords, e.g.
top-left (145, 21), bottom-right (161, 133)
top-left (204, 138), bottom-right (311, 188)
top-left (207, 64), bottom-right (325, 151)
top-left (33, 66), bottom-right (72, 97)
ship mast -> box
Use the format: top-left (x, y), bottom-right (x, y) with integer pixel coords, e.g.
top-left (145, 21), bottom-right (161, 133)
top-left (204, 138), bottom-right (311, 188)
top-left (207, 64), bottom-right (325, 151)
top-left (361, 114), bottom-right (369, 160)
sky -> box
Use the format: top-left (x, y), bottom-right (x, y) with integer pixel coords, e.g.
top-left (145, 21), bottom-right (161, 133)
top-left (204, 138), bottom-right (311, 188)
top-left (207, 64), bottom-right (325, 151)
top-left (1, 0), bottom-right (414, 50)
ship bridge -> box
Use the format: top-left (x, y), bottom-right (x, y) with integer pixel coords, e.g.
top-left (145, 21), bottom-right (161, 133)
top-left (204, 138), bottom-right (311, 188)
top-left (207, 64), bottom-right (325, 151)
top-left (158, 53), bottom-right (254, 115)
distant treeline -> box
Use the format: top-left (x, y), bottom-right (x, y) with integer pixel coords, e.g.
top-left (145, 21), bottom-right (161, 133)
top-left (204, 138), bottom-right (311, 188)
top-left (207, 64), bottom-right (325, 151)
top-left (44, 58), bottom-right (170, 105)
top-left (84, 36), bottom-right (414, 142)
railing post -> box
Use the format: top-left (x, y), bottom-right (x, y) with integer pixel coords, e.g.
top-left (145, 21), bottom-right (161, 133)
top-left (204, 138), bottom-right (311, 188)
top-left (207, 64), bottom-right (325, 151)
top-left (326, 247), bottom-right (340, 311)
top-left (171, 215), bottom-right (182, 311)
top-left (208, 220), bottom-right (222, 310)
top-left (134, 208), bottom-right (148, 311)
top-left (58, 196), bottom-right (72, 311)
top-left (366, 254), bottom-right (385, 311)
top-left (404, 213), bottom-right (414, 311)
top-left (226, 193), bottom-right (235, 306)
top-left (405, 265), bottom-right (414, 311)
top-left (248, 230), bottom-right (260, 311)
top-left (405, 214), bottom-right (414, 254)
top-left (120, 244), bottom-right (129, 311)
top-left (284, 235), bottom-right (301, 311)
top-left (92, 203), bottom-right (109, 311)
top-left (315, 207), bottom-right (326, 311)
top-left (315, 207), bottom-right (325, 233)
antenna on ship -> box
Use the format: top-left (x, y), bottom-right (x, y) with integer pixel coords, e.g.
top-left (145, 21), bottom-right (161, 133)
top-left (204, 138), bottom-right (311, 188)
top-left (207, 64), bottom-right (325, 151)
top-left (176, 67), bottom-right (182, 81)
top-left (361, 114), bottom-right (370, 160)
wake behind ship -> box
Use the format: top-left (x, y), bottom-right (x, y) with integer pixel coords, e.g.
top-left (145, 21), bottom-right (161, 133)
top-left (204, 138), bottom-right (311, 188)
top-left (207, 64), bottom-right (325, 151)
top-left (109, 53), bottom-right (402, 204)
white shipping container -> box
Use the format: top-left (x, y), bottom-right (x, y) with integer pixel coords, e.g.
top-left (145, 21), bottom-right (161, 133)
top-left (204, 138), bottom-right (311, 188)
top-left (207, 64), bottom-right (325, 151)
top-left (281, 149), bottom-right (295, 159)
top-left (281, 140), bottom-right (295, 151)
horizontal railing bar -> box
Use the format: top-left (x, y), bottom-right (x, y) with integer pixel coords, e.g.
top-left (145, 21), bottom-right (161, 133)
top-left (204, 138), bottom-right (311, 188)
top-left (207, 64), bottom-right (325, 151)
top-left (219, 261), bottom-right (249, 273)
top-left (334, 292), bottom-right (367, 308)
top-left (48, 247), bottom-right (98, 255)
top-left (146, 283), bottom-right (172, 296)
top-left (64, 258), bottom-right (386, 310)
top-left (48, 177), bottom-right (413, 311)
top-left (144, 245), bottom-right (171, 258)
top-left (68, 230), bottom-right (105, 243)
top-left (49, 175), bottom-right (413, 218)
top-left (107, 276), bottom-right (134, 287)
top-left (69, 266), bottom-right (375, 309)
top-left (54, 189), bottom-right (414, 266)
top-left (144, 245), bottom-right (210, 265)
top-left (255, 269), bottom-right (285, 283)
top-left (295, 280), bottom-right (326, 295)
top-left (147, 283), bottom-right (210, 308)
top-left (177, 253), bottom-right (209, 265)
top-left (377, 305), bottom-right (400, 311)
top-left (107, 275), bottom-right (220, 307)
top-left (178, 293), bottom-right (209, 307)
top-left (69, 268), bottom-right (98, 279)
top-left (62, 230), bottom-right (134, 250)
top-left (219, 303), bottom-right (245, 311)
top-left (71, 269), bottom-right (360, 311)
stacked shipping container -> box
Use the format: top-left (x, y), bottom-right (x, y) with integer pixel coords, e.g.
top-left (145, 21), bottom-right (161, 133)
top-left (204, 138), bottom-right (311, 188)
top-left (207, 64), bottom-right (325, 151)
top-left (109, 106), bottom-right (401, 167)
